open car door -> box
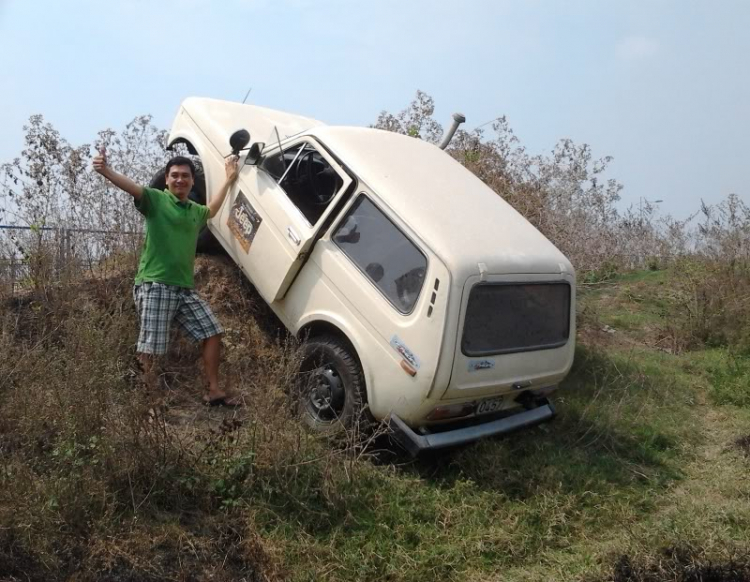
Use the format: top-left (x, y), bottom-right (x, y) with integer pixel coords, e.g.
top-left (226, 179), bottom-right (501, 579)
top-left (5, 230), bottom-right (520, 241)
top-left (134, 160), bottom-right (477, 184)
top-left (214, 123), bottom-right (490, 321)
top-left (219, 136), bottom-right (352, 304)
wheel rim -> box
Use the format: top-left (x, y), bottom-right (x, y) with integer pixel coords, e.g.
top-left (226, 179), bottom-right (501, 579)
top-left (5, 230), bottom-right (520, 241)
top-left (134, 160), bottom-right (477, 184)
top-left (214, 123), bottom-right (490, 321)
top-left (304, 362), bottom-right (346, 422)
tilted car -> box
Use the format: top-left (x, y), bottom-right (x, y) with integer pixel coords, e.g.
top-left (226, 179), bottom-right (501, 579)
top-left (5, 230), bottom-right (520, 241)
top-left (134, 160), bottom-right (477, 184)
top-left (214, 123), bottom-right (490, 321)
top-left (165, 97), bottom-right (576, 455)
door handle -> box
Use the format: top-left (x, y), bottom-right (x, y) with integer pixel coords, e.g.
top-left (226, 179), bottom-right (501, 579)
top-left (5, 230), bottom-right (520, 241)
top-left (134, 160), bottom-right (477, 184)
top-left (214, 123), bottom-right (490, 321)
top-left (287, 226), bottom-right (301, 246)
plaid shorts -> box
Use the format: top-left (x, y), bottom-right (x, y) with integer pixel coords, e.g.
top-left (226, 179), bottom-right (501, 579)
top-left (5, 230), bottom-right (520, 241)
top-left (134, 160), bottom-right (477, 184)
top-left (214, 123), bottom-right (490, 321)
top-left (133, 282), bottom-right (224, 355)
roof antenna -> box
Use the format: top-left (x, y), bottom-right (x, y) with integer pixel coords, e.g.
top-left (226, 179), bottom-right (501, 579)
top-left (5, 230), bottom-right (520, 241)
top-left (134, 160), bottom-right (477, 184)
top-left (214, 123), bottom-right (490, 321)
top-left (242, 87), bottom-right (253, 104)
top-left (274, 126), bottom-right (286, 173)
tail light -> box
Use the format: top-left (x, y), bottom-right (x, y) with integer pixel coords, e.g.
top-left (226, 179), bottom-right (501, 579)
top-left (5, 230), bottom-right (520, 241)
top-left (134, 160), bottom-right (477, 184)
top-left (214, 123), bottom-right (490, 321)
top-left (426, 402), bottom-right (474, 421)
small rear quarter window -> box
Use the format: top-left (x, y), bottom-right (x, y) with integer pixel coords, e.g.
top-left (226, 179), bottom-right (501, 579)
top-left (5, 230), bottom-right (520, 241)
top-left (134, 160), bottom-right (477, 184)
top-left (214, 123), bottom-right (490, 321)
top-left (333, 196), bottom-right (427, 314)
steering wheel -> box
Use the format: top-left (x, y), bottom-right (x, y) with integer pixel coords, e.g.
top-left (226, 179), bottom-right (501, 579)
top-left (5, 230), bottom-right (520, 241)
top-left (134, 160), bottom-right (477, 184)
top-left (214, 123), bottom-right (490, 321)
top-left (294, 150), bottom-right (337, 206)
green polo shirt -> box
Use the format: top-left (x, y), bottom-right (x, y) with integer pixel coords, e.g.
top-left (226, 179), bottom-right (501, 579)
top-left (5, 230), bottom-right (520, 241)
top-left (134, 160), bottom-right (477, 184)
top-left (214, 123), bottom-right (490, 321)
top-left (134, 187), bottom-right (210, 288)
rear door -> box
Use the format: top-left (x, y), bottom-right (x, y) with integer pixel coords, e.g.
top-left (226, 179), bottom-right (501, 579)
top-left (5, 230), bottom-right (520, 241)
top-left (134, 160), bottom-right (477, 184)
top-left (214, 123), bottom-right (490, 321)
top-left (441, 273), bottom-right (576, 400)
top-left (217, 137), bottom-right (352, 303)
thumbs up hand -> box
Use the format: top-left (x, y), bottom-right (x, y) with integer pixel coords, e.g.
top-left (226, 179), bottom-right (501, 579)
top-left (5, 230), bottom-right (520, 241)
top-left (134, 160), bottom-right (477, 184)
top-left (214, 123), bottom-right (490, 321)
top-left (93, 145), bottom-right (108, 175)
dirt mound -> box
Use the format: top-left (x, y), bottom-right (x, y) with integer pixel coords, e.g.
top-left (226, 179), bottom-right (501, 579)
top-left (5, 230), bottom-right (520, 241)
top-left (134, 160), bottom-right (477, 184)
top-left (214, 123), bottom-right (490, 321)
top-left (0, 516), bottom-right (279, 582)
top-left (157, 256), bottom-right (296, 422)
top-left (735, 435), bottom-right (750, 458)
top-left (600, 547), bottom-right (750, 582)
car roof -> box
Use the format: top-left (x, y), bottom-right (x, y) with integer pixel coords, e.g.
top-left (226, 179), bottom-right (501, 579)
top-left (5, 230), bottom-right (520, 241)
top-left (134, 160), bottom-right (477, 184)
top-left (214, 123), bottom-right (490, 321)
top-left (308, 126), bottom-right (572, 278)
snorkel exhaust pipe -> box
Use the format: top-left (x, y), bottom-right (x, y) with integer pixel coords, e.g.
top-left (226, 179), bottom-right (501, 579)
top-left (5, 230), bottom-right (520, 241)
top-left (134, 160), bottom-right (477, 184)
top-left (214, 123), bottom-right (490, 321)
top-left (438, 112), bottom-right (466, 150)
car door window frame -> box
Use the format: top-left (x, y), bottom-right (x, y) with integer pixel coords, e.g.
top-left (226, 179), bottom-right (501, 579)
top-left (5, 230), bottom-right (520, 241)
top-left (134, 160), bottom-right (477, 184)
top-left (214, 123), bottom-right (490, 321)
top-left (259, 138), bottom-right (346, 228)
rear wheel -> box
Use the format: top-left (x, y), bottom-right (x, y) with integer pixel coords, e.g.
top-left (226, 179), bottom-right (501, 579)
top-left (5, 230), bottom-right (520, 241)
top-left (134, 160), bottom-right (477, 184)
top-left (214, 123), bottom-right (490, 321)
top-left (297, 335), bottom-right (367, 433)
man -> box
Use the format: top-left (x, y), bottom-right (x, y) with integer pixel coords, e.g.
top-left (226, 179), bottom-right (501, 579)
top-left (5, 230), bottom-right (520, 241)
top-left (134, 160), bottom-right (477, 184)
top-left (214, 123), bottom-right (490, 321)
top-left (93, 148), bottom-right (241, 406)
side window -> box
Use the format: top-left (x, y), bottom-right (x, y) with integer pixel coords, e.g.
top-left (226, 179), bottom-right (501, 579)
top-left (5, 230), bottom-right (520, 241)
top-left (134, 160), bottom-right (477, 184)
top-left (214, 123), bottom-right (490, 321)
top-left (333, 196), bottom-right (427, 314)
top-left (260, 142), bottom-right (344, 225)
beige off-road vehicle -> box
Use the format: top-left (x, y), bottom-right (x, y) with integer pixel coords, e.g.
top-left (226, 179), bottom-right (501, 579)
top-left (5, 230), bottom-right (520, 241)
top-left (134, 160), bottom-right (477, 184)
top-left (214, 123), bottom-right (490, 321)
top-left (165, 97), bottom-right (576, 455)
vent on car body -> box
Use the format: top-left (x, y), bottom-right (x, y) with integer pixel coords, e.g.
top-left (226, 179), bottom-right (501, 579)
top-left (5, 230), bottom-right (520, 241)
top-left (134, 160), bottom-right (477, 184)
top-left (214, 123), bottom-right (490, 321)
top-left (427, 278), bottom-right (440, 317)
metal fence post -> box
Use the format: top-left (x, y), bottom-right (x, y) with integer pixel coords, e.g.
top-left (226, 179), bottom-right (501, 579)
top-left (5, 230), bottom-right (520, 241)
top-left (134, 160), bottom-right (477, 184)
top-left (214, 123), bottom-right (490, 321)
top-left (10, 256), bottom-right (16, 294)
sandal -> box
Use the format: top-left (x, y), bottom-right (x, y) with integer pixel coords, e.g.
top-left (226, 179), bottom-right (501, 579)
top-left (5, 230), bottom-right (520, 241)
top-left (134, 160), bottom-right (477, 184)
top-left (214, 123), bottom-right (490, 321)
top-left (202, 394), bottom-right (243, 408)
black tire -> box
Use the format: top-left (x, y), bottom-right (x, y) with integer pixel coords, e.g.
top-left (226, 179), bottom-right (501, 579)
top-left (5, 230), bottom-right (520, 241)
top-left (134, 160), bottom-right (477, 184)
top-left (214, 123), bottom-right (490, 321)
top-left (297, 335), bottom-right (367, 434)
top-left (148, 167), bottom-right (223, 255)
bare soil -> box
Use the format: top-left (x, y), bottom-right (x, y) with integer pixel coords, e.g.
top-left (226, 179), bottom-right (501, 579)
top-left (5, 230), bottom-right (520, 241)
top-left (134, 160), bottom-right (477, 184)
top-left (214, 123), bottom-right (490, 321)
top-left (600, 547), bottom-right (750, 582)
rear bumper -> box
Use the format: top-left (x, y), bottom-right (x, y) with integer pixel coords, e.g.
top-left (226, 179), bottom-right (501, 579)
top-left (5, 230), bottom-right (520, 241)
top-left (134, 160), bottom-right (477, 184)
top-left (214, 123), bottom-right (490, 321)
top-left (388, 399), bottom-right (556, 457)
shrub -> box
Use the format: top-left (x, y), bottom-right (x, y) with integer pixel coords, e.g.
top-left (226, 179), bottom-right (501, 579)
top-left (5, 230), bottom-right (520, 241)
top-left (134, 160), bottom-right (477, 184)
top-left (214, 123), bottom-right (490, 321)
top-left (660, 258), bottom-right (750, 354)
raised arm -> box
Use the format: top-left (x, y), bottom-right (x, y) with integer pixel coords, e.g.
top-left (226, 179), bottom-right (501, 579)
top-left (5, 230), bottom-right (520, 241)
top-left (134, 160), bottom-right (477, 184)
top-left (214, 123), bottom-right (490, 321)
top-left (208, 156), bottom-right (240, 218)
top-left (92, 147), bottom-right (144, 200)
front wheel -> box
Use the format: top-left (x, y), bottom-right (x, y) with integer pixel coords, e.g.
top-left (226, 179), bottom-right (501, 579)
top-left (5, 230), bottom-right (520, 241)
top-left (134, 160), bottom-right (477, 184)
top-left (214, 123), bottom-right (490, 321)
top-left (296, 335), bottom-right (367, 433)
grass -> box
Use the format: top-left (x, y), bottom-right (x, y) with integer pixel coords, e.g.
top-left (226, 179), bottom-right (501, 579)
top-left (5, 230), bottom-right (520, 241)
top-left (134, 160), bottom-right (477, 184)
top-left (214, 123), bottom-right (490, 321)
top-left (1, 261), bottom-right (749, 581)
top-left (695, 349), bottom-right (750, 407)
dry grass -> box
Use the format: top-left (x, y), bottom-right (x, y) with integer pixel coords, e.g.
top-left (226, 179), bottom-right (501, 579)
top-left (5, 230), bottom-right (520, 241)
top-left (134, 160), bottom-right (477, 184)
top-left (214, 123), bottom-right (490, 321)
top-left (2, 254), bottom-right (750, 581)
top-left (0, 254), bottom-right (372, 581)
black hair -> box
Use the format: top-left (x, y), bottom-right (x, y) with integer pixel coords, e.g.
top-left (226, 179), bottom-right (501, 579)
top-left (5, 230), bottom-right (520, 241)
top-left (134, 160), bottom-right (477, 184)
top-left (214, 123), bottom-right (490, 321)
top-left (165, 156), bottom-right (196, 179)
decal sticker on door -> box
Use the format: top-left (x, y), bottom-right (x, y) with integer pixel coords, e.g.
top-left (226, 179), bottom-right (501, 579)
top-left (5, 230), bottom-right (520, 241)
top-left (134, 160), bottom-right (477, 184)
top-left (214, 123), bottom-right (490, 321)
top-left (227, 190), bottom-right (262, 253)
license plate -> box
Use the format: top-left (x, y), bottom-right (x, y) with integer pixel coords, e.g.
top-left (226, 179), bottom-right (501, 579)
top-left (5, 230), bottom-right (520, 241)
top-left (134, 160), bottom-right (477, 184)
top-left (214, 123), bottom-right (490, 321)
top-left (476, 396), bottom-right (504, 415)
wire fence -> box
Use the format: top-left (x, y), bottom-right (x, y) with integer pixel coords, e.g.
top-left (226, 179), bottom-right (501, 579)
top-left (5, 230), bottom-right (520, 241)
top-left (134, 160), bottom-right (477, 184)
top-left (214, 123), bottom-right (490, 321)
top-left (0, 225), bottom-right (142, 296)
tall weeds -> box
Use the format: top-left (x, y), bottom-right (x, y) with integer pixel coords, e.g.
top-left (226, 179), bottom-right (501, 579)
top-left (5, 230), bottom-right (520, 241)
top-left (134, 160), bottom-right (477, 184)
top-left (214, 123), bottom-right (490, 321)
top-left (0, 254), bottom-right (388, 580)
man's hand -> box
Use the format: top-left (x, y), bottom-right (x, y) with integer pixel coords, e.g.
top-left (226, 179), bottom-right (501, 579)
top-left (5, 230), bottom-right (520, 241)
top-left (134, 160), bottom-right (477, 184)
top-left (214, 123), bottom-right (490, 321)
top-left (225, 155), bottom-right (240, 183)
top-left (92, 144), bottom-right (144, 200)
top-left (209, 155), bottom-right (240, 218)
top-left (93, 146), bottom-right (109, 176)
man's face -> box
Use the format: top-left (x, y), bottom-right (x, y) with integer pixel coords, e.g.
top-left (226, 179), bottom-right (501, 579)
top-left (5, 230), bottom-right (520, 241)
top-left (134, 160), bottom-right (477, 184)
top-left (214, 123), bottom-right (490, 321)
top-left (166, 164), bottom-right (194, 199)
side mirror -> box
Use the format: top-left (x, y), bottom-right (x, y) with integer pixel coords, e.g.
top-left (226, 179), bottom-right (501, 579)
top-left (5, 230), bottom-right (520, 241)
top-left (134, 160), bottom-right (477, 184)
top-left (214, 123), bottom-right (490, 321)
top-left (244, 142), bottom-right (265, 166)
top-left (229, 129), bottom-right (251, 155)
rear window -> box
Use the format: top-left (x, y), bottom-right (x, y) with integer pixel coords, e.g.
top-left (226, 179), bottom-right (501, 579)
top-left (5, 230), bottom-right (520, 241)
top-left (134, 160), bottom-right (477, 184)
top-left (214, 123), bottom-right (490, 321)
top-left (462, 283), bottom-right (571, 356)
top-left (333, 196), bottom-right (427, 314)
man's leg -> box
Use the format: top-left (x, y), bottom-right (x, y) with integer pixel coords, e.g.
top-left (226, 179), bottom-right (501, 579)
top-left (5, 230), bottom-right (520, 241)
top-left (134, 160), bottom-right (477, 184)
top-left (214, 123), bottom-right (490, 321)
top-left (176, 290), bottom-right (241, 406)
top-left (134, 283), bottom-right (176, 396)
top-left (138, 352), bottom-right (158, 393)
top-left (138, 352), bottom-right (166, 421)
top-left (202, 334), bottom-right (224, 400)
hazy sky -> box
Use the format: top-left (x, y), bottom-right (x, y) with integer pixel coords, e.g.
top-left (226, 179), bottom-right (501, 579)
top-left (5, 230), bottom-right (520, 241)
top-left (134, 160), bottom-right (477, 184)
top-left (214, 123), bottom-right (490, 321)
top-left (1, 0), bottom-right (747, 218)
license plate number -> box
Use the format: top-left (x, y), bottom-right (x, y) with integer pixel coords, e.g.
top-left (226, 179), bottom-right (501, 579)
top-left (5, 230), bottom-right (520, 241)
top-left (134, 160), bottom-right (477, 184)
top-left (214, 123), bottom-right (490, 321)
top-left (476, 397), bottom-right (504, 415)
